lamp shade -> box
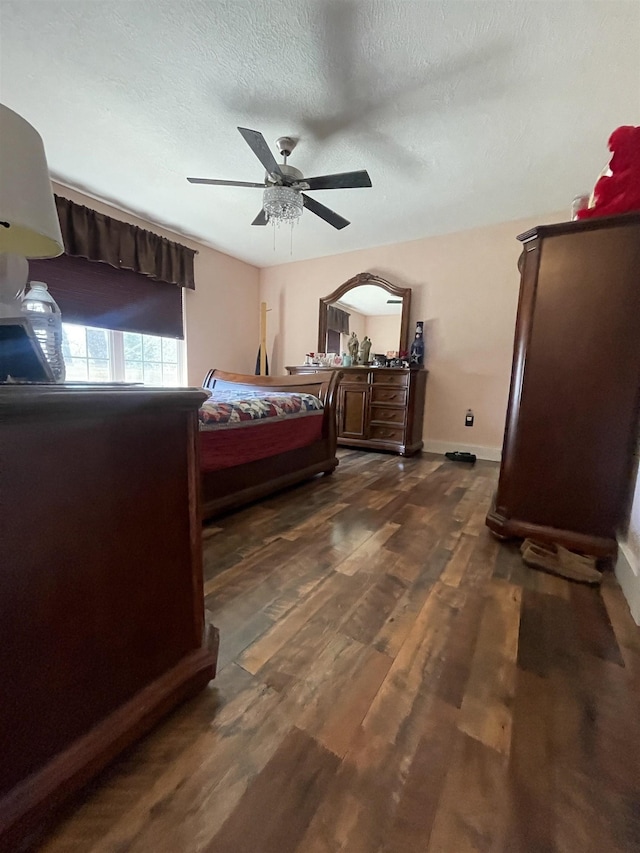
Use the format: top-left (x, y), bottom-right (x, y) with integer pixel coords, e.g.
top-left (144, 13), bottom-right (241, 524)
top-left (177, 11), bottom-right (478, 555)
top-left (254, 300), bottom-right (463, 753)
top-left (0, 104), bottom-right (63, 259)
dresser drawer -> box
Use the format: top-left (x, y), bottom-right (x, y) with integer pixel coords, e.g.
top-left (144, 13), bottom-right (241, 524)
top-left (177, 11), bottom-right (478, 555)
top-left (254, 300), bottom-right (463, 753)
top-left (370, 424), bottom-right (406, 444)
top-left (370, 405), bottom-right (406, 426)
top-left (371, 386), bottom-right (407, 405)
top-left (371, 371), bottom-right (409, 387)
top-left (341, 370), bottom-right (370, 384)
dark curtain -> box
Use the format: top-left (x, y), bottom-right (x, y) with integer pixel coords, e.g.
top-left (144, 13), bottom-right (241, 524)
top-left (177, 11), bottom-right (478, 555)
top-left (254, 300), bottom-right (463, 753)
top-left (55, 196), bottom-right (196, 290)
top-left (327, 305), bottom-right (350, 334)
top-left (29, 254), bottom-right (184, 339)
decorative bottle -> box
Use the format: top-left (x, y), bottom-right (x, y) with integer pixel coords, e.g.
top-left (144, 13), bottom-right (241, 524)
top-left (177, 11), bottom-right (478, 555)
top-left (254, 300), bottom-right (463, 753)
top-left (21, 281), bottom-right (66, 382)
top-left (410, 321), bottom-right (425, 366)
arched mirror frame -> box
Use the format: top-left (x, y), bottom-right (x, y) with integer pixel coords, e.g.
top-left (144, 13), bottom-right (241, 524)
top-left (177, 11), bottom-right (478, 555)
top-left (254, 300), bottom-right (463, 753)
top-left (318, 272), bottom-right (412, 355)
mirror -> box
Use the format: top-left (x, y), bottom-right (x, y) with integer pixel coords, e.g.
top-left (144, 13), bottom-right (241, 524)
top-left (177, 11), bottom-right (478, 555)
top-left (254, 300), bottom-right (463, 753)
top-left (318, 273), bottom-right (411, 364)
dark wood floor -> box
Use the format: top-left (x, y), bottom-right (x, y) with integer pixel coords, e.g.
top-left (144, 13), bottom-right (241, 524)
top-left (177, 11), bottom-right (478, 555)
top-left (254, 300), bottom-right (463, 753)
top-left (39, 450), bottom-right (640, 852)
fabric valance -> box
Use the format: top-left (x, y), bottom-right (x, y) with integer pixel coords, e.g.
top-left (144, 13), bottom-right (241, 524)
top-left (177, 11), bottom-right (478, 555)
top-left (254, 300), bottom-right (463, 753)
top-left (55, 195), bottom-right (196, 290)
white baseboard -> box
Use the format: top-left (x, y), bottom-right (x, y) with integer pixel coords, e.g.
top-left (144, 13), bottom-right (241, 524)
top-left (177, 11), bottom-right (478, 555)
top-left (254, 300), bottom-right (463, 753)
top-left (616, 541), bottom-right (640, 626)
top-left (423, 440), bottom-right (502, 463)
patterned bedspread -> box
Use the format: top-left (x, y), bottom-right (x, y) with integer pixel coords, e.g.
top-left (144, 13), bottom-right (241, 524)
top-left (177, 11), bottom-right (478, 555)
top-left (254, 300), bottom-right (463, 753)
top-left (199, 391), bottom-right (324, 431)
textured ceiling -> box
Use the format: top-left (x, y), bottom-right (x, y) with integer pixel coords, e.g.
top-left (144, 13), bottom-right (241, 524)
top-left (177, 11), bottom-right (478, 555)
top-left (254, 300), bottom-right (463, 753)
top-left (1, 1), bottom-right (639, 268)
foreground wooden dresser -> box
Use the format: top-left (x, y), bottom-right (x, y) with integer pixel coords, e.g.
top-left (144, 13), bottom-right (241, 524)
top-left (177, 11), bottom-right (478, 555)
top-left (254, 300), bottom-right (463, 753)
top-left (0, 385), bottom-right (218, 851)
top-left (486, 213), bottom-right (640, 557)
top-left (287, 366), bottom-right (427, 455)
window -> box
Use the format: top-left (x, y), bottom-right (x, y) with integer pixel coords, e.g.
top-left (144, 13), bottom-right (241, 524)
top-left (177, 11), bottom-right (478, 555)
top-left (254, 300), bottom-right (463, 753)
top-left (62, 323), bottom-right (185, 386)
top-left (122, 332), bottom-right (181, 386)
top-left (326, 329), bottom-right (341, 354)
top-left (62, 324), bottom-right (111, 382)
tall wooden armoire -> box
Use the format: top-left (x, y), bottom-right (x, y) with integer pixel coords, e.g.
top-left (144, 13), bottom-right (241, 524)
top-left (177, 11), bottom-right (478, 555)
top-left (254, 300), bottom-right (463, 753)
top-left (486, 213), bottom-right (640, 557)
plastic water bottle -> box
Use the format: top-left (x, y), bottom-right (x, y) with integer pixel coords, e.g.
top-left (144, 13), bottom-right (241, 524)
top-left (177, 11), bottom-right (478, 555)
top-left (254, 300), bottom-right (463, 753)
top-left (21, 281), bottom-right (66, 382)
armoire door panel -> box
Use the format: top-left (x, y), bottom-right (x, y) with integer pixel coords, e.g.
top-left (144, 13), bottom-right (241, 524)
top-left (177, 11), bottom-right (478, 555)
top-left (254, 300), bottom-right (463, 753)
top-left (487, 213), bottom-right (640, 555)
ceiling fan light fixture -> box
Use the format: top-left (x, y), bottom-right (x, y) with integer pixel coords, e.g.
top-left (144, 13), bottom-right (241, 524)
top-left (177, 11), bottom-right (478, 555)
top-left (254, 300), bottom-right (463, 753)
top-left (263, 186), bottom-right (303, 226)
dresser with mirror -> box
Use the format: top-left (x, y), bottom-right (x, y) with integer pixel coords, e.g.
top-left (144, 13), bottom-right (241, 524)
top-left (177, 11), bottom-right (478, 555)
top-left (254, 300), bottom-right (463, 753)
top-left (287, 273), bottom-right (427, 456)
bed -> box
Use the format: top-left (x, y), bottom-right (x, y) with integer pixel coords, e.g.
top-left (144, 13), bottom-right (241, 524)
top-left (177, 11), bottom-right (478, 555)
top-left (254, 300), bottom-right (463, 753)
top-left (200, 369), bottom-right (341, 519)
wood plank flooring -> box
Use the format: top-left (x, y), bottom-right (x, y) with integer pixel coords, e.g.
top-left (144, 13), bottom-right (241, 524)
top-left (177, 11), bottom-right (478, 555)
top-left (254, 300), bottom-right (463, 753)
top-left (38, 450), bottom-right (640, 852)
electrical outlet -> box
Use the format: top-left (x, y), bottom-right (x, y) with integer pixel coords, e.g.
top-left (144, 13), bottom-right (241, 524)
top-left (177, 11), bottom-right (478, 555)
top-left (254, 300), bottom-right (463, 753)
top-left (465, 410), bottom-right (474, 427)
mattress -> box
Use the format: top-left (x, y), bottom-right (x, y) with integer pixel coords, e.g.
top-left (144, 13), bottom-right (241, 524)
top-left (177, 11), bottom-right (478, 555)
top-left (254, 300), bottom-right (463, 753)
top-left (198, 391), bottom-right (325, 472)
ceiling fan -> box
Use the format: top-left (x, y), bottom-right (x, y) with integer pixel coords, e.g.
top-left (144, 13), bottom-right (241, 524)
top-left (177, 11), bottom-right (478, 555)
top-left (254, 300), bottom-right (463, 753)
top-left (187, 127), bottom-right (372, 230)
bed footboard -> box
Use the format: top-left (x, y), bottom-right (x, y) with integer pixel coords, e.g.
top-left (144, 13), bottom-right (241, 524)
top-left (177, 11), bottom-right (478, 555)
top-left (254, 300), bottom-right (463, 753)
top-left (200, 369), bottom-right (341, 518)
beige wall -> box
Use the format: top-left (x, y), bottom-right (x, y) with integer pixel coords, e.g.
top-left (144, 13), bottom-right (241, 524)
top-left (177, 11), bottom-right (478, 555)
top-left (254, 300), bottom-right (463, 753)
top-left (260, 211), bottom-right (564, 455)
top-left (50, 182), bottom-right (260, 385)
top-left (183, 247), bottom-right (259, 384)
top-left (618, 465), bottom-right (640, 624)
top-left (364, 314), bottom-right (402, 355)
top-left (628, 472), bottom-right (640, 562)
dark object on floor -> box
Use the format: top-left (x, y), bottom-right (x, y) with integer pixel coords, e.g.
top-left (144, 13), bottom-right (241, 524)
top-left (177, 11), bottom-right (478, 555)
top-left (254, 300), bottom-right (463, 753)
top-left (521, 539), bottom-right (602, 585)
top-left (445, 451), bottom-right (477, 464)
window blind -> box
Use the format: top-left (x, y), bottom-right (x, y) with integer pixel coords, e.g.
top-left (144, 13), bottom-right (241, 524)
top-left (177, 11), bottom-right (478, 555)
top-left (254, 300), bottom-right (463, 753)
top-left (28, 254), bottom-right (184, 339)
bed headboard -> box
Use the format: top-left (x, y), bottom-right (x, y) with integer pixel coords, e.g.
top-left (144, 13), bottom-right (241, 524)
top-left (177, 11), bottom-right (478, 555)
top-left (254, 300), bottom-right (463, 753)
top-left (202, 368), bottom-right (341, 405)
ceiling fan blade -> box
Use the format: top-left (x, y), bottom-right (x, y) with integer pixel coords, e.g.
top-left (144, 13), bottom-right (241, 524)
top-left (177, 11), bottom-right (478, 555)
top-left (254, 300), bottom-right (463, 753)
top-left (187, 177), bottom-right (265, 187)
top-left (237, 127), bottom-right (283, 179)
top-left (302, 194), bottom-right (350, 230)
top-left (303, 170), bottom-right (372, 190)
top-left (251, 209), bottom-right (268, 226)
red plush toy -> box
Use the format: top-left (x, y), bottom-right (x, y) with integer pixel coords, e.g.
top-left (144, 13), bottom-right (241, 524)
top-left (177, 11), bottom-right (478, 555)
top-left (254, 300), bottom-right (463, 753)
top-left (577, 125), bottom-right (640, 219)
